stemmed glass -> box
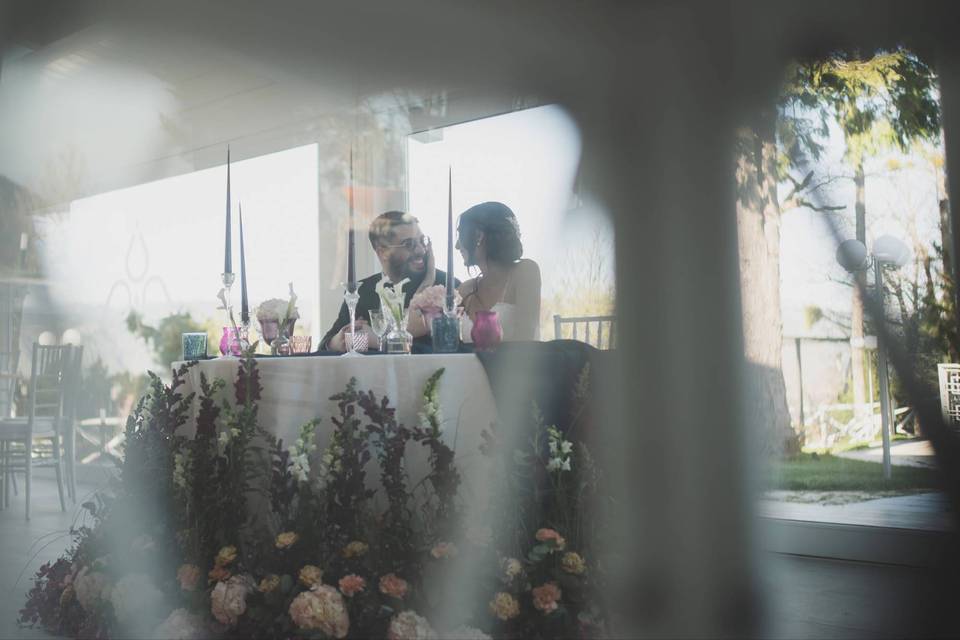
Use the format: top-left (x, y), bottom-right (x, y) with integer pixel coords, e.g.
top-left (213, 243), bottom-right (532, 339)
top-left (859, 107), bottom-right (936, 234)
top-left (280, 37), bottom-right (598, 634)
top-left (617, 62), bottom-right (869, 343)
top-left (369, 309), bottom-right (390, 352)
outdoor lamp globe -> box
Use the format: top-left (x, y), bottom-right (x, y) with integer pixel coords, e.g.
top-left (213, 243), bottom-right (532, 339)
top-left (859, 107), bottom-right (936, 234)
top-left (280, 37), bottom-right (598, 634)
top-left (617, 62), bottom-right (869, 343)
top-left (835, 239), bottom-right (869, 272)
top-left (872, 235), bottom-right (911, 267)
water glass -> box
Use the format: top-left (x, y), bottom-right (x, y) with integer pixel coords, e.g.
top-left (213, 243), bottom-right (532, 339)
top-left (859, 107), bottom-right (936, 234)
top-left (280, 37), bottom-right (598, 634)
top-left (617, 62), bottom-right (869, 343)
top-left (369, 309), bottom-right (389, 351)
top-left (289, 335), bottom-right (313, 354)
top-left (181, 332), bottom-right (208, 360)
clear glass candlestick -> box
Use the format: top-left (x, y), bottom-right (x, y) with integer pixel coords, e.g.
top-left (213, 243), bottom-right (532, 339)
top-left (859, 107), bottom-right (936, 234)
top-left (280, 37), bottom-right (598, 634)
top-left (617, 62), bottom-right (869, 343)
top-left (341, 288), bottom-right (363, 357)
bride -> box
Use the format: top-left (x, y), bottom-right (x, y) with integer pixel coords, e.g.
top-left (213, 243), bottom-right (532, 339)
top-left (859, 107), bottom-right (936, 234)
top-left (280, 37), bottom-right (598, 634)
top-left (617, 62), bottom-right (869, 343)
top-left (456, 201), bottom-right (541, 341)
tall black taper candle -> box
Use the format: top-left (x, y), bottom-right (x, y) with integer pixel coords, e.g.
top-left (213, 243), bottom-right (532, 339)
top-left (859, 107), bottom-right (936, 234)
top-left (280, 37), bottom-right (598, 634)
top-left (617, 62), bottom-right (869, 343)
top-left (347, 147), bottom-right (357, 293)
top-left (224, 146), bottom-right (232, 275)
top-left (446, 166), bottom-right (454, 310)
top-left (239, 203), bottom-right (249, 324)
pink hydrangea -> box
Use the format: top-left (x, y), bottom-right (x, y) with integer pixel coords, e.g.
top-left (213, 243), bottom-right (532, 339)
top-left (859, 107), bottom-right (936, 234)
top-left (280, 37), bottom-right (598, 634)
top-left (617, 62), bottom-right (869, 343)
top-left (210, 575), bottom-right (254, 626)
top-left (74, 568), bottom-right (110, 612)
top-left (387, 610), bottom-right (436, 640)
top-left (288, 585), bottom-right (350, 638)
top-left (153, 608), bottom-right (207, 640)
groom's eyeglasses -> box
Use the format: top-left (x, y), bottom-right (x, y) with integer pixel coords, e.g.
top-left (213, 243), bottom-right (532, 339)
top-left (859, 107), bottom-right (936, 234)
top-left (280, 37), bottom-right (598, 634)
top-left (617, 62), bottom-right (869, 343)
top-left (383, 235), bottom-right (430, 252)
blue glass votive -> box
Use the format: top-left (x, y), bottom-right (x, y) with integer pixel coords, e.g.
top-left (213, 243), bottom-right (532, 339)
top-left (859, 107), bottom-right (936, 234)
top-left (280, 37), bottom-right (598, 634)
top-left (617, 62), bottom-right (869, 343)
top-left (431, 314), bottom-right (461, 353)
top-left (182, 332), bottom-right (208, 360)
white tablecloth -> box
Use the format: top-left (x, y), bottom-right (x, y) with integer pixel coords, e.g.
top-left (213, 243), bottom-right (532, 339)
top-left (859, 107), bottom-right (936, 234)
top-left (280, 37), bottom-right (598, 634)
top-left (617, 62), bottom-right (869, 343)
top-left (174, 354), bottom-right (499, 514)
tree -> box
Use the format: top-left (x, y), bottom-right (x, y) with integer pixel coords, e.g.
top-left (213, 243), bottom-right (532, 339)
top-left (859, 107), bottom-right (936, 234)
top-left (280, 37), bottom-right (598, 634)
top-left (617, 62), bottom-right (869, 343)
top-left (782, 50), bottom-right (941, 416)
top-left (737, 47), bottom-right (940, 455)
top-left (736, 109), bottom-right (801, 455)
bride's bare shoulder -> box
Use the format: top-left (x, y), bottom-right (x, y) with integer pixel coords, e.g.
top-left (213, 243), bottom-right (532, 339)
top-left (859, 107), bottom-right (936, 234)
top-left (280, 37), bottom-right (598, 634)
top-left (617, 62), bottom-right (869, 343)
top-left (513, 259), bottom-right (541, 281)
top-left (458, 277), bottom-right (479, 295)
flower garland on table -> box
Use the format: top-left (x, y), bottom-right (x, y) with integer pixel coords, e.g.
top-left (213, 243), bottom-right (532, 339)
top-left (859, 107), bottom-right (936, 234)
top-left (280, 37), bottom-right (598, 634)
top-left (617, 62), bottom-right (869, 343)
top-left (19, 355), bottom-right (609, 639)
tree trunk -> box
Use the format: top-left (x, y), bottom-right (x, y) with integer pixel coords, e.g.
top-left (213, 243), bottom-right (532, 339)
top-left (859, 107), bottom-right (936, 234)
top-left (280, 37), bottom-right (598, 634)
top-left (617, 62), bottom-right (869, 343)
top-left (851, 161), bottom-right (868, 414)
top-left (736, 110), bottom-right (800, 456)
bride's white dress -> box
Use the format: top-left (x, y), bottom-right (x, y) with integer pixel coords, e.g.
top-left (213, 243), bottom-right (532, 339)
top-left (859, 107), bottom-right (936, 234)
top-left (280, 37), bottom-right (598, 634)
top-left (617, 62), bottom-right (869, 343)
top-left (460, 302), bottom-right (539, 343)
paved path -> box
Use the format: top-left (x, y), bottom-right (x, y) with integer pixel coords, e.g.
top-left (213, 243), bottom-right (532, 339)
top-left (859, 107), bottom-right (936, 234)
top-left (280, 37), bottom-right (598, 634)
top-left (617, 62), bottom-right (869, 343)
top-left (760, 491), bottom-right (955, 531)
top-left (835, 438), bottom-right (937, 468)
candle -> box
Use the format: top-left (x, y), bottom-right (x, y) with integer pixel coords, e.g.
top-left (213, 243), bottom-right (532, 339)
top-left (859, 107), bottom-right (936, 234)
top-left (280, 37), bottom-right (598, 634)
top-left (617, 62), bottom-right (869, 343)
top-left (224, 146), bottom-right (232, 275)
top-left (446, 166), bottom-right (454, 310)
top-left (347, 147), bottom-right (357, 293)
top-left (19, 232), bottom-right (27, 271)
top-left (239, 203), bottom-right (249, 324)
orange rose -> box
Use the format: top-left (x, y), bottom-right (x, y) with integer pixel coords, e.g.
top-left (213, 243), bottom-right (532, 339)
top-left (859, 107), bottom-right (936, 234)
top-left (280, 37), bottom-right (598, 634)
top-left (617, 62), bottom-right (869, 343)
top-left (534, 528), bottom-right (566, 550)
top-left (338, 574), bottom-right (366, 597)
top-left (430, 542), bottom-right (458, 560)
top-left (177, 564), bottom-right (201, 591)
top-left (208, 564), bottom-right (231, 583)
top-left (299, 565), bottom-right (323, 587)
top-left (488, 592), bottom-right (520, 621)
top-left (379, 573), bottom-right (408, 599)
top-left (532, 582), bottom-right (562, 614)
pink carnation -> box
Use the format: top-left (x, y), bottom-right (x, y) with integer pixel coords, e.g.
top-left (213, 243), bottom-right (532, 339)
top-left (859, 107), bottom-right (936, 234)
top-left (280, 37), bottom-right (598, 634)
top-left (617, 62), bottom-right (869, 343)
top-left (532, 582), bottom-right (562, 614)
top-left (288, 585), bottom-right (350, 638)
top-left (387, 610), bottom-right (436, 640)
top-left (379, 573), bottom-right (409, 599)
top-left (535, 528), bottom-right (566, 549)
top-left (338, 574), bottom-right (366, 597)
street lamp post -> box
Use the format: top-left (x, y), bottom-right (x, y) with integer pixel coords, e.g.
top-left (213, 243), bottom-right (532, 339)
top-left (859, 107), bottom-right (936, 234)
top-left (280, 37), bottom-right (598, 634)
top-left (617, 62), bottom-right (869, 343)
top-left (836, 235), bottom-right (910, 480)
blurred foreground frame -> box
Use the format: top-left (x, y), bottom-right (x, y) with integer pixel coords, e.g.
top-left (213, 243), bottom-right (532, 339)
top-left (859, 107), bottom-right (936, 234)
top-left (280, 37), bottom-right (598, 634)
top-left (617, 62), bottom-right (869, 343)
top-left (4, 0), bottom-right (960, 636)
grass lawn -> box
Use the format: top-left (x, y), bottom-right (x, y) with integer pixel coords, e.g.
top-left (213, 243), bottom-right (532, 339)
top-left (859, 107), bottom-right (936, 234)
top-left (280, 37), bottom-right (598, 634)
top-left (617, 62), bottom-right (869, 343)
top-left (771, 453), bottom-right (940, 492)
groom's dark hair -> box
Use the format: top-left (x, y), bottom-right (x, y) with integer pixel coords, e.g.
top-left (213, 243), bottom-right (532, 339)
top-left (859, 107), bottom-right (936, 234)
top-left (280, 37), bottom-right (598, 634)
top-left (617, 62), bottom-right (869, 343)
top-left (368, 210), bottom-right (419, 249)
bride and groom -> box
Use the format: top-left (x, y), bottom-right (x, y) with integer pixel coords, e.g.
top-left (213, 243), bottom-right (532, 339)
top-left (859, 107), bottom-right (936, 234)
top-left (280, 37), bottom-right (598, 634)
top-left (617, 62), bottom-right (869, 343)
top-left (320, 202), bottom-right (541, 351)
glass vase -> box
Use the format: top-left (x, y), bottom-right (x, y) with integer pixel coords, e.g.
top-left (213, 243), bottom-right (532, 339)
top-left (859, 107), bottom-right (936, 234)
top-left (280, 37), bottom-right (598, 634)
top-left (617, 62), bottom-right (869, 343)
top-left (431, 311), bottom-right (461, 353)
top-left (219, 326), bottom-right (246, 356)
top-left (384, 310), bottom-right (412, 354)
top-left (471, 310), bottom-right (502, 351)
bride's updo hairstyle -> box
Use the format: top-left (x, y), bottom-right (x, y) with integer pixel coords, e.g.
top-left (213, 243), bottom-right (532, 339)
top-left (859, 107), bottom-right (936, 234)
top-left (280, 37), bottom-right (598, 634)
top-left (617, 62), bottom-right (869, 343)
top-left (458, 201), bottom-right (523, 266)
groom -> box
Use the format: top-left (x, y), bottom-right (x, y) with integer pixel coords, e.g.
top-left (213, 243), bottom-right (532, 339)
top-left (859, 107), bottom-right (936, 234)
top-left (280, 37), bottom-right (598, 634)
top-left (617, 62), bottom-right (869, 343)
top-left (320, 210), bottom-right (458, 351)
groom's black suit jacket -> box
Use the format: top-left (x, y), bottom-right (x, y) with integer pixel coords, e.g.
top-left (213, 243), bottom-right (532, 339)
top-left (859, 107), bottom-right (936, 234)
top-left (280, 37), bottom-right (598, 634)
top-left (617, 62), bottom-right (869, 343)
top-left (319, 270), bottom-right (458, 351)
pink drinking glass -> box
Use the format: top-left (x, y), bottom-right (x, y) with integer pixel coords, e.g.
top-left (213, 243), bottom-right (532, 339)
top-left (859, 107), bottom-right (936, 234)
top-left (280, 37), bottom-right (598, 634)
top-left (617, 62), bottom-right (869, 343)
top-left (470, 310), bottom-right (502, 351)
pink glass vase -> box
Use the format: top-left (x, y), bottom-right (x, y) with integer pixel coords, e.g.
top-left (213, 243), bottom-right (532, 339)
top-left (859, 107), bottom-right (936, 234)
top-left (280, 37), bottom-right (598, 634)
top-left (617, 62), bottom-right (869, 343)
top-left (219, 326), bottom-right (246, 356)
top-left (471, 310), bottom-right (502, 351)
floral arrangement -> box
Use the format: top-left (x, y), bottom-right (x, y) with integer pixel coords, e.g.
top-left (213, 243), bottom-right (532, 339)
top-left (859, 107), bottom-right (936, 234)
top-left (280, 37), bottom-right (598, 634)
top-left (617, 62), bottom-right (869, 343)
top-left (19, 354), bottom-right (608, 639)
top-left (409, 284), bottom-right (461, 315)
top-left (256, 282), bottom-right (300, 323)
top-left (375, 277), bottom-right (410, 328)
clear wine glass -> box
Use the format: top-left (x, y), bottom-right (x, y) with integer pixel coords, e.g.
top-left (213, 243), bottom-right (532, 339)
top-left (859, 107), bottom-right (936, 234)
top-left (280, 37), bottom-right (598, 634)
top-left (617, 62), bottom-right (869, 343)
top-left (369, 309), bottom-right (390, 351)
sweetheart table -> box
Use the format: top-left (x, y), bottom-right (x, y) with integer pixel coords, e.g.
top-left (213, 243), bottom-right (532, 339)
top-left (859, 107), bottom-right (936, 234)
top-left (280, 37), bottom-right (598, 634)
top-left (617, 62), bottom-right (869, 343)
top-left (173, 353), bottom-right (499, 515)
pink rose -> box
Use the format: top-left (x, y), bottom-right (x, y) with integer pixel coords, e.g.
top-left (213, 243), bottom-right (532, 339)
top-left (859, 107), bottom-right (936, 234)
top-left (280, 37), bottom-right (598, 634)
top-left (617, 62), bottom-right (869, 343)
top-left (338, 574), bottom-right (366, 597)
top-left (532, 582), bottom-right (562, 614)
top-left (288, 585), bottom-right (350, 638)
top-left (379, 573), bottom-right (409, 599)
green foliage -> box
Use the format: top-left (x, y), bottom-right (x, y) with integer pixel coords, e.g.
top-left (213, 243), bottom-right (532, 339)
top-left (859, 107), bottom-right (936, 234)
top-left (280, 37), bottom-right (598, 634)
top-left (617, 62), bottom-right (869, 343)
top-left (778, 48), bottom-right (941, 174)
top-left (126, 310), bottom-right (209, 369)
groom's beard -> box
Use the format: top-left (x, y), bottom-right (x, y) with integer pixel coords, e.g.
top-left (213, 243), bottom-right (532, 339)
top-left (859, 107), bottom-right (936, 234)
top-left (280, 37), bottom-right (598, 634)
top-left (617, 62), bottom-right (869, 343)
top-left (389, 252), bottom-right (426, 280)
